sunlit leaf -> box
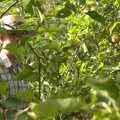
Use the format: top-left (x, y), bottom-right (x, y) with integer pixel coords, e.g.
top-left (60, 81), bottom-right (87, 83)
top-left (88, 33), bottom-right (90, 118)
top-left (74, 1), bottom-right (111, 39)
top-left (29, 98), bottom-right (89, 120)
top-left (109, 22), bottom-right (120, 35)
top-left (22, 0), bottom-right (32, 8)
top-left (37, 9), bottom-right (44, 23)
top-left (56, 1), bottom-right (76, 18)
top-left (114, 0), bottom-right (120, 7)
top-left (82, 42), bottom-right (88, 53)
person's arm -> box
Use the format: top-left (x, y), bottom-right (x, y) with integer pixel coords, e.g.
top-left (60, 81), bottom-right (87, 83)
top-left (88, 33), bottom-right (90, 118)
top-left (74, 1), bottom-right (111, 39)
top-left (0, 34), bottom-right (17, 68)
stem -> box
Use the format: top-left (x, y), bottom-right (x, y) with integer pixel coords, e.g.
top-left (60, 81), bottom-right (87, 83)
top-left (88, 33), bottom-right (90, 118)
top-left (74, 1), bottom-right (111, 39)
top-left (38, 59), bottom-right (41, 100)
top-left (27, 42), bottom-right (41, 100)
top-left (27, 42), bottom-right (40, 59)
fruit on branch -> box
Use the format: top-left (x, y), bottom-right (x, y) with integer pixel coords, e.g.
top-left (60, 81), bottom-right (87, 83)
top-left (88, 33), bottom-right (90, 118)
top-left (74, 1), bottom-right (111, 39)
top-left (111, 34), bottom-right (120, 43)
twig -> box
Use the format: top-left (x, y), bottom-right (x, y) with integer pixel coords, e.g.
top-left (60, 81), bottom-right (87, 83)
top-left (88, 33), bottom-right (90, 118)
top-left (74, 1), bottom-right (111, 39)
top-left (0, 0), bottom-right (18, 19)
top-left (14, 107), bottom-right (29, 120)
top-left (27, 42), bottom-right (40, 59)
top-left (28, 43), bottom-right (41, 100)
top-left (38, 59), bottom-right (41, 100)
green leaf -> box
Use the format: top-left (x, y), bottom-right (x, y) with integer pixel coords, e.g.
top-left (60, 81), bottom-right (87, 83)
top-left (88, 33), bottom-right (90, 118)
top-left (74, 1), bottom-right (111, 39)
top-left (5, 44), bottom-right (25, 60)
top-left (56, 7), bottom-right (72, 18)
top-left (0, 81), bottom-right (8, 95)
top-left (0, 112), bottom-right (3, 120)
top-left (56, 1), bottom-right (76, 18)
top-left (16, 90), bottom-right (35, 101)
top-left (39, 40), bottom-right (60, 50)
top-left (21, 36), bottom-right (30, 46)
top-left (36, 8), bottom-right (44, 23)
top-left (27, 112), bottom-right (37, 120)
top-left (82, 42), bottom-right (88, 53)
top-left (16, 68), bottom-right (33, 80)
top-left (114, 0), bottom-right (120, 7)
top-left (0, 0), bottom-right (7, 1)
top-left (22, 0), bottom-right (32, 8)
top-left (6, 111), bottom-right (30, 120)
top-left (109, 22), bottom-right (120, 35)
top-left (76, 0), bottom-right (87, 5)
top-left (22, 0), bottom-right (34, 14)
top-left (93, 79), bottom-right (119, 100)
top-left (18, 113), bottom-right (30, 120)
top-left (65, 2), bottom-right (76, 13)
top-left (86, 11), bottom-right (105, 23)
top-left (2, 98), bottom-right (24, 110)
top-left (29, 98), bottom-right (89, 120)
top-left (47, 41), bottom-right (60, 50)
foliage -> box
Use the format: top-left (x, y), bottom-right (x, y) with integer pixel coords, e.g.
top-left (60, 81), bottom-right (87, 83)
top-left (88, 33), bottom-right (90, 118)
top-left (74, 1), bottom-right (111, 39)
top-left (0, 0), bottom-right (120, 119)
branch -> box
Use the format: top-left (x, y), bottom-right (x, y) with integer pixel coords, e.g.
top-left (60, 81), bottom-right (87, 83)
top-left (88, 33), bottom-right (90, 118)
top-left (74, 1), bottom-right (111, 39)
top-left (27, 42), bottom-right (40, 59)
top-left (28, 43), bottom-right (41, 100)
top-left (38, 59), bottom-right (41, 100)
top-left (14, 107), bottom-right (29, 120)
top-left (0, 0), bottom-right (18, 19)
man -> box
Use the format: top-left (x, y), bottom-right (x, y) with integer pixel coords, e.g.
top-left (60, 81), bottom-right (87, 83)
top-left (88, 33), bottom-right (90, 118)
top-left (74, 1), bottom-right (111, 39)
top-left (0, 15), bottom-right (29, 96)
top-left (0, 14), bottom-right (34, 119)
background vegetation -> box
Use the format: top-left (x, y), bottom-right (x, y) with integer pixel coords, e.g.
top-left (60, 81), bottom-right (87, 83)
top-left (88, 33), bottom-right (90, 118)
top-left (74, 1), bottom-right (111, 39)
top-left (0, 0), bottom-right (120, 119)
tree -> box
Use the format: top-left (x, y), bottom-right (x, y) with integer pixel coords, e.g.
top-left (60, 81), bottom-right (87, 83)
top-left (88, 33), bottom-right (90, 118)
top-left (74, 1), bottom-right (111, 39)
top-left (0, 0), bottom-right (120, 119)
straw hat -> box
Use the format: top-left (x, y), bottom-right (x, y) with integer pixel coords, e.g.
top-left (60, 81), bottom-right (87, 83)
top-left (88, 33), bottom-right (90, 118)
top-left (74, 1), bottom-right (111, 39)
top-left (1, 15), bottom-right (24, 30)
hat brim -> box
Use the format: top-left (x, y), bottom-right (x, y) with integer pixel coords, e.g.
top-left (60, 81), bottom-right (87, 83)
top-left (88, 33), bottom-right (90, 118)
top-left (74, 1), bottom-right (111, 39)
top-left (3, 30), bottom-right (36, 37)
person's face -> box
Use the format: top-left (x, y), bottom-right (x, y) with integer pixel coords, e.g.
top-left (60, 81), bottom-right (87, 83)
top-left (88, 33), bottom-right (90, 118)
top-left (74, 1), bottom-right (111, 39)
top-left (0, 30), bottom-right (35, 64)
top-left (0, 32), bottom-right (19, 63)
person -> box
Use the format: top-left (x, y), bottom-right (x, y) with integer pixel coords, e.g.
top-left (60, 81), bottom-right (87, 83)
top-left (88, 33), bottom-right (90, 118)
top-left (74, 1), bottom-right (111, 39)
top-left (0, 15), bottom-right (33, 119)
top-left (0, 15), bottom-right (29, 97)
